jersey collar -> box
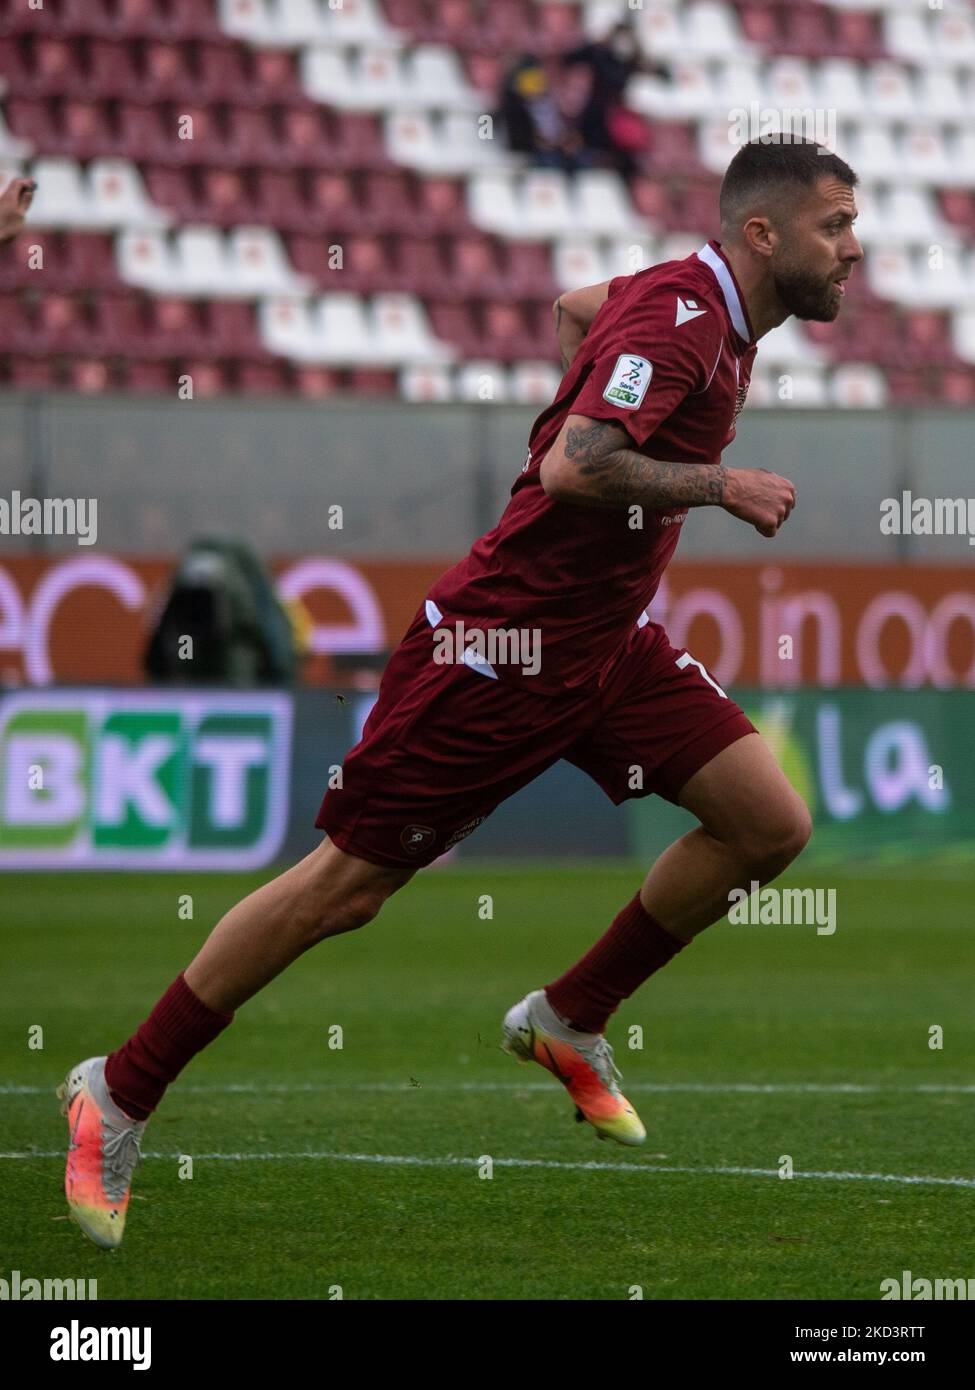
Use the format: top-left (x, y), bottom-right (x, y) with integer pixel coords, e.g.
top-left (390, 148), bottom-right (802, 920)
top-left (696, 240), bottom-right (755, 348)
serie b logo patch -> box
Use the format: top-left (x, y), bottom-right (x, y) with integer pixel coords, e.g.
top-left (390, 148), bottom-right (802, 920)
top-left (604, 355), bottom-right (653, 410)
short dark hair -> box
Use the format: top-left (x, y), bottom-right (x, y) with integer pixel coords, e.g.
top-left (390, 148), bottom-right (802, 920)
top-left (719, 138), bottom-right (858, 232)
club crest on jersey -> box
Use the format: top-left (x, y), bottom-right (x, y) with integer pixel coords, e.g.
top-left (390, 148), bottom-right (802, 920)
top-left (604, 355), bottom-right (653, 409)
top-left (401, 824), bottom-right (436, 855)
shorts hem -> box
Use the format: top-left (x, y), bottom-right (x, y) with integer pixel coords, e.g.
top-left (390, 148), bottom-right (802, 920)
top-left (648, 709), bottom-right (756, 806)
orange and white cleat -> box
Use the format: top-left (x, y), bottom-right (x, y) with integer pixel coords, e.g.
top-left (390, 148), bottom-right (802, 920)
top-left (58, 1056), bottom-right (145, 1250)
top-left (501, 989), bottom-right (646, 1146)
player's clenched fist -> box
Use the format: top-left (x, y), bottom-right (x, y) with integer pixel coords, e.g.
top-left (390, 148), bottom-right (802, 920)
top-left (721, 467), bottom-right (797, 538)
top-left (0, 176), bottom-right (36, 245)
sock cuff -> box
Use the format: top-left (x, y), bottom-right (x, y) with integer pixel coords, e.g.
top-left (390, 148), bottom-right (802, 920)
top-left (155, 972), bottom-right (234, 1042)
top-left (619, 894), bottom-right (690, 954)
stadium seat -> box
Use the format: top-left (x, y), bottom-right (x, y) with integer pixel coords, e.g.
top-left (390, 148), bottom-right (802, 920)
top-left (829, 363), bottom-right (887, 409)
top-left (816, 59), bottom-right (868, 118)
top-left (605, 236), bottom-right (658, 277)
top-left (553, 238), bottom-right (608, 292)
top-left (864, 61), bottom-right (915, 121)
top-left (228, 226), bottom-right (311, 295)
top-left (90, 292), bottom-right (150, 355)
top-left (253, 170), bottom-right (315, 233)
top-left (147, 295), bottom-right (203, 358)
top-left (510, 360), bottom-right (562, 403)
top-left (24, 157), bottom-right (97, 226)
top-left (139, 40), bottom-right (197, 100)
top-left (427, 301), bottom-right (483, 357)
top-left (312, 294), bottom-right (374, 363)
top-left (218, 0), bottom-right (281, 46)
top-left (90, 158), bottom-right (170, 227)
top-left (502, 241), bottom-right (556, 298)
top-left (521, 170), bottom-right (574, 239)
top-left (116, 228), bottom-right (178, 293)
top-left (398, 237), bottom-right (451, 297)
top-left (682, 2), bottom-right (747, 58)
top-left (62, 101), bottom-right (116, 160)
top-left (399, 364), bottom-right (455, 403)
top-left (323, 0), bottom-right (398, 46)
top-left (258, 294), bottom-right (321, 361)
top-left (205, 298), bottom-right (262, 355)
top-left (403, 45), bottom-right (480, 109)
top-left (455, 360), bottom-right (511, 403)
top-left (370, 292), bottom-right (455, 364)
top-left (573, 170), bottom-right (645, 237)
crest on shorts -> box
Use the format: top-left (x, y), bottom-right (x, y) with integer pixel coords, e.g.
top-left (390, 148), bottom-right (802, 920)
top-left (401, 824), bottom-right (436, 855)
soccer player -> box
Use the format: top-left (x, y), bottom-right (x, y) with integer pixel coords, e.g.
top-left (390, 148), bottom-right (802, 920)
top-left (62, 139), bottom-right (862, 1247)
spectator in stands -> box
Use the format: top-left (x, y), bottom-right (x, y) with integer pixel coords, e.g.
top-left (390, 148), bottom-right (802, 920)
top-left (0, 177), bottom-right (35, 244)
top-left (498, 54), bottom-right (587, 172)
top-left (562, 19), bottom-right (668, 179)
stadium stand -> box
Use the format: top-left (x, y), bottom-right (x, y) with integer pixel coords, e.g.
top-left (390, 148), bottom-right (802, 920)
top-left (1, 0), bottom-right (974, 404)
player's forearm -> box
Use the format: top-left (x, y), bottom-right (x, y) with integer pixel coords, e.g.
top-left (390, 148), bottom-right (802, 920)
top-left (546, 416), bottom-right (727, 510)
top-left (553, 281), bottom-right (612, 372)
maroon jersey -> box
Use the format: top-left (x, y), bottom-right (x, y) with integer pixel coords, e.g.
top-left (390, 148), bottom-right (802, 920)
top-left (428, 239), bottom-right (758, 695)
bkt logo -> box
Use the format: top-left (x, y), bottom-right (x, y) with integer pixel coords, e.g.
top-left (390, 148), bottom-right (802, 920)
top-left (0, 692), bottom-right (292, 869)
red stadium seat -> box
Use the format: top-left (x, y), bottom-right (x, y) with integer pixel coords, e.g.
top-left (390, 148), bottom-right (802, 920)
top-left (69, 358), bottom-right (115, 393)
top-left (736, 3), bottom-right (780, 46)
top-left (5, 99), bottom-right (60, 150)
top-left (253, 170), bottom-right (314, 231)
top-left (416, 177), bottom-right (468, 233)
top-left (196, 44), bottom-right (253, 103)
top-left (503, 242), bottom-right (556, 299)
top-left (0, 232), bottom-right (58, 289)
top-left (85, 39), bottom-right (143, 99)
top-left (161, 0), bottom-right (224, 41)
top-left (143, 164), bottom-right (200, 219)
top-left (450, 235), bottom-right (501, 298)
top-left (287, 236), bottom-right (334, 284)
top-left (250, 48), bottom-right (305, 106)
top-left (237, 362), bottom-right (291, 394)
top-left (140, 41), bottom-right (198, 101)
top-left (427, 301), bottom-right (483, 357)
top-left (0, 293), bottom-right (36, 353)
top-left (167, 106), bottom-right (230, 165)
top-left (8, 358), bottom-right (58, 388)
top-left (941, 370), bottom-right (975, 407)
top-left (90, 293), bottom-right (151, 355)
top-left (123, 360), bottom-right (174, 393)
top-left (360, 171), bottom-right (423, 234)
top-left (646, 123), bottom-right (699, 175)
top-left (331, 113), bottom-right (387, 171)
top-left (148, 296), bottom-right (204, 358)
top-left (116, 104), bottom-right (177, 163)
top-left (200, 168), bottom-right (257, 226)
top-left (107, 0), bottom-right (172, 40)
top-left (308, 171), bottom-right (362, 234)
top-left (784, 6), bottom-right (836, 59)
top-left (62, 100), bottom-right (116, 159)
top-left (179, 360), bottom-right (229, 396)
top-left (63, 233), bottom-right (120, 289)
top-left (484, 300), bottom-right (546, 363)
top-left (834, 9), bottom-right (882, 59)
top-left (384, 0), bottom-right (427, 32)
top-left (225, 107), bottom-right (285, 167)
top-left (55, 0), bottom-right (115, 37)
top-left (347, 368), bottom-right (398, 395)
top-left (280, 107), bottom-right (336, 170)
top-left (294, 366), bottom-right (340, 398)
top-left (398, 237), bottom-right (450, 296)
top-left (33, 293), bottom-right (93, 355)
top-left (204, 299), bottom-right (261, 355)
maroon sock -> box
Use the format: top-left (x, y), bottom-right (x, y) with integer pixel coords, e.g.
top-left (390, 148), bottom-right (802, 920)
top-left (545, 894), bottom-right (689, 1034)
top-left (104, 972), bottom-right (233, 1120)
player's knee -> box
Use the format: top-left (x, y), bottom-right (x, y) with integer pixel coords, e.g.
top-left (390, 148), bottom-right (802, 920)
top-left (736, 797), bottom-right (812, 879)
top-left (303, 881), bottom-right (392, 944)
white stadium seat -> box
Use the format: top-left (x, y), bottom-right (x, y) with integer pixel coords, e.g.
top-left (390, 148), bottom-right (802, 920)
top-left (605, 236), bottom-right (659, 277)
top-left (300, 47), bottom-right (357, 106)
top-left (24, 158), bottom-right (98, 227)
top-left (815, 60), bottom-right (869, 119)
top-left (403, 46), bottom-right (481, 110)
top-left (468, 171), bottom-right (522, 238)
top-left (573, 170), bottom-right (645, 237)
top-left (218, 0), bottom-right (279, 46)
top-left (900, 126), bottom-right (955, 189)
top-left (399, 365), bottom-right (454, 403)
top-left (312, 294), bottom-right (374, 363)
top-left (258, 295), bottom-right (320, 359)
top-left (369, 293), bottom-right (455, 364)
top-left (174, 227), bottom-right (237, 295)
top-left (521, 170), bottom-right (574, 239)
top-left (456, 361), bottom-right (511, 403)
top-left (272, 0), bottom-right (332, 45)
top-left (766, 58), bottom-right (818, 110)
top-left (682, 1), bottom-right (747, 58)
top-left (712, 58), bottom-right (764, 114)
top-left (829, 365), bottom-right (888, 411)
top-left (116, 228), bottom-right (178, 293)
top-left (228, 227), bottom-right (311, 295)
top-left (553, 238), bottom-right (608, 290)
top-left (89, 159), bottom-right (170, 228)
top-left (883, 12), bottom-right (930, 63)
top-left (932, 9), bottom-right (975, 64)
top-left (951, 310), bottom-right (975, 366)
top-left (756, 319), bottom-right (825, 370)
top-left (322, 0), bottom-right (397, 46)
top-left (848, 124), bottom-right (902, 183)
top-left (864, 62), bottom-right (916, 121)
top-left (510, 362), bottom-right (562, 404)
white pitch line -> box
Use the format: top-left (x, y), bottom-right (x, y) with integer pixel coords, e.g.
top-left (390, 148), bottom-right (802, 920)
top-left (2, 1080), bottom-right (974, 1096)
top-left (0, 1149), bottom-right (972, 1188)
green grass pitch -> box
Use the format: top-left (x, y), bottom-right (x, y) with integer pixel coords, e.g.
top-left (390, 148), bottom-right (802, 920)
top-left (1, 866), bottom-right (972, 1300)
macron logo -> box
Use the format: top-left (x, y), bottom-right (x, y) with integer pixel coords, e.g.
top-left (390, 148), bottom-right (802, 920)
top-left (676, 296), bottom-right (707, 327)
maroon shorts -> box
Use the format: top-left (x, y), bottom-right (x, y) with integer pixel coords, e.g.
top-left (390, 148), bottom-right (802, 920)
top-left (316, 606), bottom-right (756, 869)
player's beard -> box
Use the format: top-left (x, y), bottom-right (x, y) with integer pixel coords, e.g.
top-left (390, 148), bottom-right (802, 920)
top-left (772, 261), bottom-right (842, 322)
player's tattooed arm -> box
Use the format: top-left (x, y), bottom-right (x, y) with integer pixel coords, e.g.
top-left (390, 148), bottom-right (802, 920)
top-left (553, 281), bottom-right (613, 372)
top-left (541, 414), bottom-right (798, 535)
top-left (542, 415), bottom-right (727, 510)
